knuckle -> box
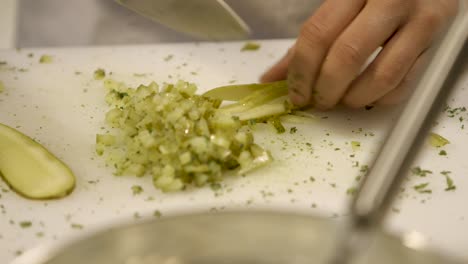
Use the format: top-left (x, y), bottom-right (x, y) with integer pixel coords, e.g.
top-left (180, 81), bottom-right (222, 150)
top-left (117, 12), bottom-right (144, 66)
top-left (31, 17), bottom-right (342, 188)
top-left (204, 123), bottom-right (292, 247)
top-left (299, 20), bottom-right (330, 48)
top-left (418, 9), bottom-right (444, 28)
top-left (373, 66), bottom-right (400, 90)
top-left (332, 41), bottom-right (363, 66)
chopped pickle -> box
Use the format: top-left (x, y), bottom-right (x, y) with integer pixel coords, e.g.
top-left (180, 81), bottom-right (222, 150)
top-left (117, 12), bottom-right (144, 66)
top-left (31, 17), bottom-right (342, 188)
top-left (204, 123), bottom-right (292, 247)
top-left (429, 132), bottom-right (450, 147)
top-left (441, 171), bottom-right (456, 191)
top-left (97, 80), bottom-right (273, 192)
top-left (0, 80), bottom-right (4, 93)
top-left (411, 166), bottom-right (432, 177)
top-left (267, 117), bottom-right (286, 134)
top-left (131, 185), bottom-right (143, 195)
top-left (94, 68), bottom-right (106, 80)
top-left (19, 221), bottom-right (32, 228)
top-left (39, 55), bottom-right (53, 64)
top-left (351, 141), bottom-right (361, 151)
top-left (241, 42), bottom-right (261, 51)
top-left (203, 81), bottom-right (287, 101)
top-left (413, 182), bottom-right (432, 194)
top-left (346, 187), bottom-right (357, 196)
top-left (445, 175), bottom-right (456, 191)
top-left (0, 123), bottom-right (75, 199)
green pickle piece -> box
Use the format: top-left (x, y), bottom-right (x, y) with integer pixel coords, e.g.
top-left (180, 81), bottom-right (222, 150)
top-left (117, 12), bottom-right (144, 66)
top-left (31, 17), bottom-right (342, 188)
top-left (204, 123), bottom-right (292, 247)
top-left (429, 132), bottom-right (450, 148)
top-left (0, 123), bottom-right (75, 199)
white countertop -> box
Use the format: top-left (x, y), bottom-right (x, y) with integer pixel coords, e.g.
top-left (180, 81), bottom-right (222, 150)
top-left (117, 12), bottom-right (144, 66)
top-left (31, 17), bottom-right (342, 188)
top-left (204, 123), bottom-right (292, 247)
top-left (0, 40), bottom-right (467, 263)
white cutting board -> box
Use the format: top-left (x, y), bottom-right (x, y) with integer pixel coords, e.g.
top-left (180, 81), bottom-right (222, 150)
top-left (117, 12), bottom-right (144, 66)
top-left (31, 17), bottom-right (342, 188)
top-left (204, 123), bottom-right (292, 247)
top-left (0, 40), bottom-right (467, 263)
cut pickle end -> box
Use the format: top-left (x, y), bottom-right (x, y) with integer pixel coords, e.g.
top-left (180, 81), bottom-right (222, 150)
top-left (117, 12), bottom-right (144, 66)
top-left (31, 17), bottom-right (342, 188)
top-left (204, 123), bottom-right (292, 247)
top-left (203, 80), bottom-right (287, 101)
top-left (0, 123), bottom-right (75, 199)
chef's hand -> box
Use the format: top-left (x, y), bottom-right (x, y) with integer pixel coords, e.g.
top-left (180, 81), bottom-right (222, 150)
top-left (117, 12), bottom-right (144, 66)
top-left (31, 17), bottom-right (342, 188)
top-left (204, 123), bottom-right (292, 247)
top-left (261, 0), bottom-right (458, 109)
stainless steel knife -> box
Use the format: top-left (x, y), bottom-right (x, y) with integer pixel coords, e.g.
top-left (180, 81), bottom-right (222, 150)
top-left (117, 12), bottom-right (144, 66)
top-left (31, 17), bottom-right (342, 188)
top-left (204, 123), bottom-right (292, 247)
top-left (115, 0), bottom-right (251, 40)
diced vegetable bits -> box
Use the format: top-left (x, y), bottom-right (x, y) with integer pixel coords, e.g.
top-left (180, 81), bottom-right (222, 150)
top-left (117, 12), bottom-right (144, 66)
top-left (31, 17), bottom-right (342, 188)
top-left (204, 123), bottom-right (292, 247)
top-left (96, 80), bottom-right (272, 192)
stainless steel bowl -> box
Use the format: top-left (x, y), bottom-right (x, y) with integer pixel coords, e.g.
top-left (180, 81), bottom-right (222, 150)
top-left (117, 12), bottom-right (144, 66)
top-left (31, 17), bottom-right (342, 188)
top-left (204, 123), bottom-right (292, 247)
top-left (12, 211), bottom-right (463, 264)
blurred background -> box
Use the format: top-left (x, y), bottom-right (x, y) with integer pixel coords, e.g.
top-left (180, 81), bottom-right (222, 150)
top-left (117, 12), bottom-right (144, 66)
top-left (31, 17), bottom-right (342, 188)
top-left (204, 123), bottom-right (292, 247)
top-left (0, 0), bottom-right (323, 49)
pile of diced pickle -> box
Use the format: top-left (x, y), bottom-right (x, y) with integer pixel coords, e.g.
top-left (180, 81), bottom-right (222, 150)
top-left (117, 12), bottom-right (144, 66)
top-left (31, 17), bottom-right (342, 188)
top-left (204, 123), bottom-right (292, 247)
top-left (96, 80), bottom-right (275, 192)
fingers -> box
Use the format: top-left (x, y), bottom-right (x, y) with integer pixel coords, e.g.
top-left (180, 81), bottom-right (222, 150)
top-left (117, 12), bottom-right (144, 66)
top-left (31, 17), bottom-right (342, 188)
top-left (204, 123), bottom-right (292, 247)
top-left (313, 0), bottom-right (410, 109)
top-left (342, 17), bottom-right (435, 108)
top-left (376, 50), bottom-right (430, 106)
top-left (342, 0), bottom-right (457, 108)
top-left (287, 0), bottom-right (366, 106)
top-left (260, 46), bottom-right (295, 83)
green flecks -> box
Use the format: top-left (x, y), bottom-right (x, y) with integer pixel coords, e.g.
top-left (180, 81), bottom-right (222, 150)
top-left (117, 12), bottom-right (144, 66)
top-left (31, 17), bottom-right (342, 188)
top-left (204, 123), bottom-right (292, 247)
top-left (360, 165), bottom-right (369, 173)
top-left (133, 73), bottom-right (147, 77)
top-left (131, 185), bottom-right (143, 195)
top-left (441, 171), bottom-right (456, 191)
top-left (71, 223), bottom-right (84, 230)
top-left (411, 167), bottom-right (433, 177)
top-left (441, 170), bottom-right (451, 176)
top-left (413, 183), bottom-right (432, 194)
top-left (153, 210), bottom-right (162, 218)
top-left (289, 127), bottom-right (298, 134)
top-left (351, 141), bottom-right (361, 151)
top-left (19, 221), bottom-right (32, 228)
top-left (133, 212), bottom-right (141, 219)
top-left (241, 42), bottom-right (261, 51)
top-left (94, 68), bottom-right (106, 80)
top-left (164, 54), bottom-right (174, 61)
top-left (346, 187), bottom-right (357, 196)
top-left (309, 176), bottom-right (315, 182)
top-left (445, 106), bottom-right (466, 118)
top-left (439, 150), bottom-right (447, 156)
top-left (210, 182), bottom-right (222, 191)
top-left (0, 80), bottom-right (4, 93)
top-left (444, 176), bottom-right (456, 191)
top-left (39, 55), bottom-right (53, 64)
top-left (429, 133), bottom-right (450, 148)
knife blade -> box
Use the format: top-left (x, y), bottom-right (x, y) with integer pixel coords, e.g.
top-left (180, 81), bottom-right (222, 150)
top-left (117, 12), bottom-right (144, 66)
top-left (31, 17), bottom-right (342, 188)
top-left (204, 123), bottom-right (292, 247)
top-left (116, 0), bottom-right (251, 40)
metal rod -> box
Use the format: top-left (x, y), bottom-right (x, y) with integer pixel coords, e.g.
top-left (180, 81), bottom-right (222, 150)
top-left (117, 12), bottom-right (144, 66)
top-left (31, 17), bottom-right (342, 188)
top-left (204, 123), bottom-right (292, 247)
top-left (328, 8), bottom-right (468, 264)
